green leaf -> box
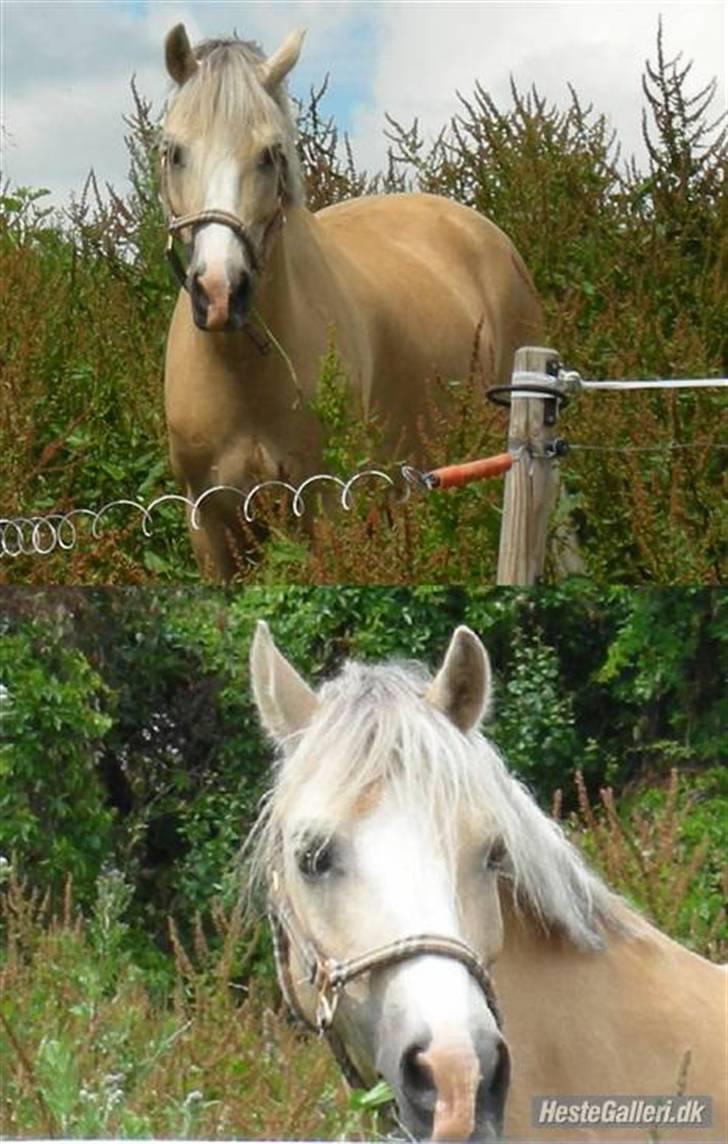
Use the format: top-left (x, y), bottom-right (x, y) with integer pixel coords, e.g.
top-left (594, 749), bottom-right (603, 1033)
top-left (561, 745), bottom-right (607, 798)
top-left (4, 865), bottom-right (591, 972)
top-left (348, 1079), bottom-right (395, 1110)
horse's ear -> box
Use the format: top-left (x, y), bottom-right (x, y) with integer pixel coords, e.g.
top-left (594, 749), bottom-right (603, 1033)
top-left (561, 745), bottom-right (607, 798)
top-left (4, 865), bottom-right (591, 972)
top-left (427, 626), bottom-right (492, 733)
top-left (250, 620), bottom-right (318, 743)
top-left (165, 23), bottom-right (198, 86)
top-left (260, 28), bottom-right (305, 91)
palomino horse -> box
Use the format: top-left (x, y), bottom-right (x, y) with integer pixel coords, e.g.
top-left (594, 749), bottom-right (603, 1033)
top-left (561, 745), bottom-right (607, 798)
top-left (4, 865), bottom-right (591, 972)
top-left (160, 26), bottom-right (541, 578)
top-left (249, 622), bottom-right (726, 1142)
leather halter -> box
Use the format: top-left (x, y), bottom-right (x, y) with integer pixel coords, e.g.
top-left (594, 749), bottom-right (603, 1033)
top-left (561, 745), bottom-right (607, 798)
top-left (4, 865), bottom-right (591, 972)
top-left (164, 208), bottom-right (284, 354)
top-left (268, 881), bottom-right (502, 1091)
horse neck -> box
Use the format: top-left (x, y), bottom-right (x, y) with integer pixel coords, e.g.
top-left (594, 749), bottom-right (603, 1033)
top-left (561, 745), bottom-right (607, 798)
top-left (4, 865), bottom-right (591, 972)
top-left (256, 203), bottom-right (358, 356)
top-left (257, 205), bottom-right (329, 321)
top-left (494, 888), bottom-right (723, 1116)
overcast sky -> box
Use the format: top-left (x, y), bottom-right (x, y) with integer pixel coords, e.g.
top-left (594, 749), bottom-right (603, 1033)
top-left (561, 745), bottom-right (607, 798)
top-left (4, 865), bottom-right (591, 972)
top-left (1, 1), bottom-right (725, 206)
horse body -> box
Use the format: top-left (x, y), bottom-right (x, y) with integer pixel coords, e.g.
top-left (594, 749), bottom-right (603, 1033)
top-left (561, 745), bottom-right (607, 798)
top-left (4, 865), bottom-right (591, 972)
top-left (165, 194), bottom-right (536, 494)
top-left (249, 621), bottom-right (726, 1143)
top-left (315, 192), bottom-right (539, 430)
top-left (161, 26), bottom-right (541, 577)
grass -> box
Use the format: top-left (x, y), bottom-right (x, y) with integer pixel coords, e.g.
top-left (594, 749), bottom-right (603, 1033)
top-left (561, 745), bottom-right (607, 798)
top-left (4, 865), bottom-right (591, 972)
top-left (565, 768), bottom-right (727, 961)
top-left (1, 772), bottom-right (724, 1139)
top-left (0, 869), bottom-right (378, 1141)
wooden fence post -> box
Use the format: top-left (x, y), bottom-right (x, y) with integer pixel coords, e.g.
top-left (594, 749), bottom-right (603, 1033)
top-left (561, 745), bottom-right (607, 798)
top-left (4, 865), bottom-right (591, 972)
top-left (496, 345), bottom-right (562, 585)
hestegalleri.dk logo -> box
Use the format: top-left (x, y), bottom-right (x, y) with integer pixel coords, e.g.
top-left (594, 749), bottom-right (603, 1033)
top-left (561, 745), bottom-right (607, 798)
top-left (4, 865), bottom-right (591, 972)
top-left (532, 1095), bottom-right (713, 1129)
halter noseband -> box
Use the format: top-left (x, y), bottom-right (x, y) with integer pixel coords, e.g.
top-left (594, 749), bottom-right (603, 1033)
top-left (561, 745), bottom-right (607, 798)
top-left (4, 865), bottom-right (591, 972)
top-left (268, 885), bottom-right (502, 1091)
top-left (166, 209), bottom-right (263, 282)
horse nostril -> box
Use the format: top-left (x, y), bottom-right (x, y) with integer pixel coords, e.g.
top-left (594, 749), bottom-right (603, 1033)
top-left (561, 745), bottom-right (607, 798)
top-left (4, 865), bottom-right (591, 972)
top-left (189, 272), bottom-right (209, 328)
top-left (401, 1043), bottom-right (436, 1111)
top-left (476, 1038), bottom-right (511, 1129)
top-left (228, 271), bottom-right (253, 325)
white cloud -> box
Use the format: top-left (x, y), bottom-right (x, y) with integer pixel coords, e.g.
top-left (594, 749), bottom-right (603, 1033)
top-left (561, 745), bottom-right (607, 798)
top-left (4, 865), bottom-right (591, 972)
top-left (2, 1), bottom-right (162, 197)
top-left (347, 2), bottom-right (726, 175)
top-left (1, 0), bottom-right (724, 206)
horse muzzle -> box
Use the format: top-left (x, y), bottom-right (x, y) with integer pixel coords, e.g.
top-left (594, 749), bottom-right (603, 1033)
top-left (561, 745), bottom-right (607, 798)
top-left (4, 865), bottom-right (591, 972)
top-left (189, 266), bottom-right (254, 332)
top-left (380, 1028), bottom-right (510, 1142)
top-left (166, 206), bottom-right (282, 333)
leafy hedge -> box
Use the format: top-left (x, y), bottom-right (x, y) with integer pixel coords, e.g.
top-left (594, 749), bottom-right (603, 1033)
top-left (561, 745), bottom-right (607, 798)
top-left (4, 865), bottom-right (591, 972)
top-left (1, 587), bottom-right (725, 958)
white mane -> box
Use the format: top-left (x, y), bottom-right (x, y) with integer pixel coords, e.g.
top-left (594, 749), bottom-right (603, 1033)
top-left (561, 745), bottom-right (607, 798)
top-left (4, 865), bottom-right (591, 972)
top-left (249, 659), bottom-right (627, 952)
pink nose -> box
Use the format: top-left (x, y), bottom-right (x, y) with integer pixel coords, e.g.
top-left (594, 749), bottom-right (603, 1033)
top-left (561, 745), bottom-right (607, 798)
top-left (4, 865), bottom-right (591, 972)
top-left (189, 267), bottom-right (253, 331)
top-left (194, 269), bottom-right (230, 330)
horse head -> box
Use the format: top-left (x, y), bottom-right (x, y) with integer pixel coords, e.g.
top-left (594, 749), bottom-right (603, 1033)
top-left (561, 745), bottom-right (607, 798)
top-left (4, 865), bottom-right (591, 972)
top-left (249, 621), bottom-right (511, 1141)
top-left (161, 25), bottom-right (304, 331)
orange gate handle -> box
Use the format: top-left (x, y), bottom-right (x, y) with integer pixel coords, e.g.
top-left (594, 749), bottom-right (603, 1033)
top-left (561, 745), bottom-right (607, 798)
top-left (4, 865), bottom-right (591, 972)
top-left (427, 453), bottom-right (514, 489)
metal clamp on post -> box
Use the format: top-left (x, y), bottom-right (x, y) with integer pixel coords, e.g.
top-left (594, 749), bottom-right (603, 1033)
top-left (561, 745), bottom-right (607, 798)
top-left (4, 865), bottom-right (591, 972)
top-left (543, 437), bottom-right (570, 459)
top-left (555, 368), bottom-right (583, 395)
top-left (487, 352), bottom-right (570, 427)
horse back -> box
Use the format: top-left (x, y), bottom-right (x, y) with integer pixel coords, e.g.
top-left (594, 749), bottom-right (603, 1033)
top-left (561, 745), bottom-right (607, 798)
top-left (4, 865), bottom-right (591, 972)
top-left (311, 193), bottom-right (540, 451)
top-left (317, 193), bottom-right (539, 320)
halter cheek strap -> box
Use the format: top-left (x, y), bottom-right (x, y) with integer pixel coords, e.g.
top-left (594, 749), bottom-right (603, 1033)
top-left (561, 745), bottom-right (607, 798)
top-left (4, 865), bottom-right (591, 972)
top-left (269, 905), bottom-right (373, 1090)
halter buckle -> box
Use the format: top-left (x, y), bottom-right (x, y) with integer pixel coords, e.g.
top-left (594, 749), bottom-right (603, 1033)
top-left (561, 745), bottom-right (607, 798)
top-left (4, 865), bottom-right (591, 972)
top-left (314, 960), bottom-right (343, 1031)
top-left (315, 984), bottom-right (340, 1031)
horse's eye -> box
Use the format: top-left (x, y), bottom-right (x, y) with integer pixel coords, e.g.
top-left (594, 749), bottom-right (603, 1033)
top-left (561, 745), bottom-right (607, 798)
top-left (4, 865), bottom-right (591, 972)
top-left (297, 838), bottom-right (334, 879)
top-left (485, 839), bottom-right (507, 871)
top-left (168, 143), bottom-right (185, 168)
top-left (257, 146), bottom-right (277, 171)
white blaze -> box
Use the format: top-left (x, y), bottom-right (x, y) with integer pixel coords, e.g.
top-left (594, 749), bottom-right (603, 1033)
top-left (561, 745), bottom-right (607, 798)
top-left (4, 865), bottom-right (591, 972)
top-left (353, 790), bottom-right (487, 1041)
top-left (196, 156), bottom-right (244, 271)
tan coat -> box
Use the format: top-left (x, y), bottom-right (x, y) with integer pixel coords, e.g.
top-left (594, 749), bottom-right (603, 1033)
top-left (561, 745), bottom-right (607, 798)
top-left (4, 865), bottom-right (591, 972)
top-left (497, 897), bottom-right (727, 1142)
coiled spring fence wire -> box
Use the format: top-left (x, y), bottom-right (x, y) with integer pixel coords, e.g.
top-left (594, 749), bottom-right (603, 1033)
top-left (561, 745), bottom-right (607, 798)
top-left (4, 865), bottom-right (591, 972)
top-left (1, 470), bottom-right (399, 559)
top-left (2, 364), bottom-right (726, 560)
top-left (2, 441), bottom-right (725, 560)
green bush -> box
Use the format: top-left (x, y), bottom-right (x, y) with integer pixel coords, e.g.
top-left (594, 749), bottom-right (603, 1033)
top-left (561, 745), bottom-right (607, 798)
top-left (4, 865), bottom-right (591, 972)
top-left (488, 628), bottom-right (580, 786)
top-left (0, 619), bottom-right (113, 902)
top-left (573, 767), bottom-right (727, 957)
top-left (2, 588), bottom-right (725, 948)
